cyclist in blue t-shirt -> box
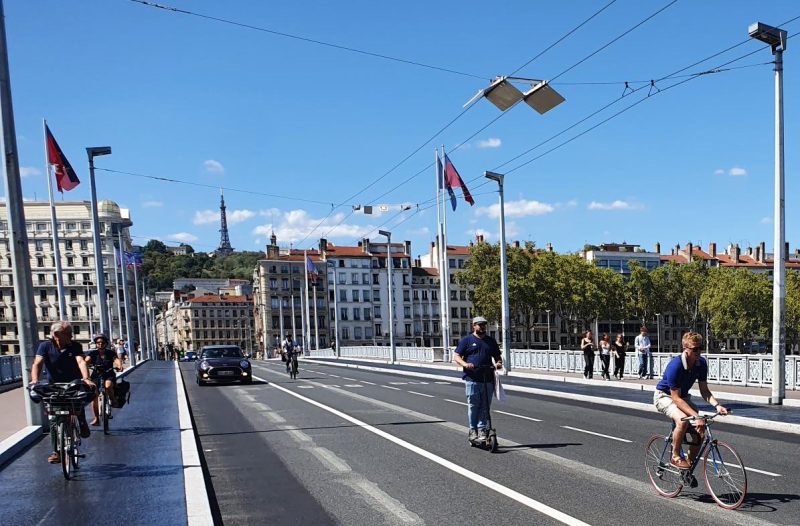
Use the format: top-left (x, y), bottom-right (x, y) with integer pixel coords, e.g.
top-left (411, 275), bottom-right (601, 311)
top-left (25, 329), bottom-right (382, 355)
top-left (654, 331), bottom-right (728, 469)
top-left (453, 316), bottom-right (502, 443)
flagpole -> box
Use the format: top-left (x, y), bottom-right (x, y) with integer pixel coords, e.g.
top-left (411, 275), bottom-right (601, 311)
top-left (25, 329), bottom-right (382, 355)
top-left (313, 282), bottom-right (319, 351)
top-left (43, 120), bottom-right (67, 320)
top-left (303, 249), bottom-right (311, 352)
top-left (132, 253), bottom-right (145, 360)
top-left (117, 229), bottom-right (135, 366)
top-left (434, 149), bottom-right (445, 352)
top-left (111, 243), bottom-right (123, 342)
top-left (440, 145), bottom-right (452, 355)
top-left (290, 292), bottom-right (296, 345)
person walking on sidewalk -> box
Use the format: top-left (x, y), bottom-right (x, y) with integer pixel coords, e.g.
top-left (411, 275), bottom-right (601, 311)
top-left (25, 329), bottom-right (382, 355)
top-left (453, 316), bottom-right (502, 443)
top-left (580, 330), bottom-right (595, 379)
top-left (635, 326), bottom-right (652, 379)
top-left (599, 333), bottom-right (612, 380)
top-left (612, 333), bottom-right (627, 379)
top-left (29, 321), bottom-right (96, 464)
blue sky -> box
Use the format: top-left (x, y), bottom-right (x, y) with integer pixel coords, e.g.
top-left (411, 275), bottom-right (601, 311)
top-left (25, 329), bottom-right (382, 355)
top-left (5, 0), bottom-right (799, 259)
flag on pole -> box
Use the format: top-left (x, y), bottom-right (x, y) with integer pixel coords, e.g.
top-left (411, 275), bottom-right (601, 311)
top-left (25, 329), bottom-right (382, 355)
top-left (45, 125), bottom-right (80, 192)
top-left (125, 251), bottom-right (144, 267)
top-left (444, 154), bottom-right (475, 206)
top-left (306, 256), bottom-right (318, 284)
top-left (436, 153), bottom-right (457, 210)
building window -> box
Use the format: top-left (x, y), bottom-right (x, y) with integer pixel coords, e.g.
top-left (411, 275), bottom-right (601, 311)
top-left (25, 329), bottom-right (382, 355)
top-left (374, 324), bottom-right (382, 336)
top-left (37, 256), bottom-right (44, 267)
top-left (342, 327), bottom-right (350, 340)
top-left (405, 323), bottom-right (411, 335)
top-left (404, 306), bottom-right (411, 318)
top-left (65, 240), bottom-right (73, 250)
top-left (354, 327), bottom-right (362, 340)
top-left (340, 307), bottom-right (348, 321)
top-left (80, 239), bottom-right (88, 250)
top-left (373, 290), bottom-right (380, 301)
top-left (353, 309), bottom-right (360, 320)
top-left (363, 308), bottom-right (371, 321)
top-left (352, 290), bottom-right (359, 302)
top-left (66, 257), bottom-right (74, 267)
top-left (34, 240), bottom-right (45, 251)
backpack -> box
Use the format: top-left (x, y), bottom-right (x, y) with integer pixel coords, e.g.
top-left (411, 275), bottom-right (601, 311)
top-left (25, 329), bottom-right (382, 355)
top-left (112, 379), bottom-right (131, 408)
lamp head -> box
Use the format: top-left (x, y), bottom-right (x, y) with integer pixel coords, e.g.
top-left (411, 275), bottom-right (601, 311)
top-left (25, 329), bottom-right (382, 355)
top-left (378, 229), bottom-right (391, 239)
top-left (484, 171), bottom-right (504, 183)
top-left (749, 22), bottom-right (787, 50)
top-left (87, 146), bottom-right (112, 158)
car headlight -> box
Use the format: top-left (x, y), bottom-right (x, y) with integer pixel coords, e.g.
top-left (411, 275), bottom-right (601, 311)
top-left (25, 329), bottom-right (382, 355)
top-left (239, 360), bottom-right (250, 368)
top-left (200, 360), bottom-right (210, 370)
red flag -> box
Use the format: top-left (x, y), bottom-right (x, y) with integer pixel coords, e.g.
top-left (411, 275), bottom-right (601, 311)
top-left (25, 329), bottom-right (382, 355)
top-left (444, 155), bottom-right (474, 206)
top-left (45, 125), bottom-right (80, 192)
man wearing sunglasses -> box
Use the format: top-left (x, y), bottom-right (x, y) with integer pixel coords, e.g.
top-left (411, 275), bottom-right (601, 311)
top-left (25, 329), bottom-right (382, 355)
top-left (654, 331), bottom-right (728, 470)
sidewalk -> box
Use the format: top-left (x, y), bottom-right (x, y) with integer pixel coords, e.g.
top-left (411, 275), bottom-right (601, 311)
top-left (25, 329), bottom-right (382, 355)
top-left (0, 387), bottom-right (27, 443)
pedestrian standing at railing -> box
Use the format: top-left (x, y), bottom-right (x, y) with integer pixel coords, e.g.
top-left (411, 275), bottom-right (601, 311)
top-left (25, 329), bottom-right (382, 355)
top-left (635, 326), bottom-right (652, 379)
top-left (599, 333), bottom-right (612, 380)
top-left (612, 333), bottom-right (627, 379)
top-left (580, 330), bottom-right (595, 379)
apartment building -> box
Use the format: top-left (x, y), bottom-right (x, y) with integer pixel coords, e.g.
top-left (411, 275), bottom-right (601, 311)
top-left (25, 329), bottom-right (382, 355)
top-left (410, 263), bottom-right (442, 347)
top-left (174, 294), bottom-right (255, 352)
top-left (0, 200), bottom-right (137, 354)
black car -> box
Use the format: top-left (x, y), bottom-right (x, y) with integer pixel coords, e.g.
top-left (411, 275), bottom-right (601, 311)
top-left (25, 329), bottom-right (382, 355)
top-left (195, 345), bottom-right (252, 385)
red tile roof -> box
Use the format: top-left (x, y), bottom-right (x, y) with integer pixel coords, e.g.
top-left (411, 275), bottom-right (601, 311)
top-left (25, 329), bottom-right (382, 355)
top-left (187, 294), bottom-right (251, 304)
top-left (413, 266), bottom-right (439, 277)
top-left (447, 245), bottom-right (471, 255)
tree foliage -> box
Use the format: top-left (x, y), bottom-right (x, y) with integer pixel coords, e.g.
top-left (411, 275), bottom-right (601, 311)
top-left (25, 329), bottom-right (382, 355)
top-left (700, 267), bottom-right (772, 340)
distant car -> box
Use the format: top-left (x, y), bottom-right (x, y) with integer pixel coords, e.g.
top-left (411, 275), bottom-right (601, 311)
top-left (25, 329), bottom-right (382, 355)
top-left (195, 345), bottom-right (252, 386)
top-left (182, 351), bottom-right (198, 362)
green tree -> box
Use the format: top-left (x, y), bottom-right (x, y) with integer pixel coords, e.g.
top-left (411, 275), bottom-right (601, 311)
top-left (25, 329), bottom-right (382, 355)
top-left (457, 242), bottom-right (501, 322)
top-left (785, 271), bottom-right (800, 354)
top-left (700, 267), bottom-right (771, 342)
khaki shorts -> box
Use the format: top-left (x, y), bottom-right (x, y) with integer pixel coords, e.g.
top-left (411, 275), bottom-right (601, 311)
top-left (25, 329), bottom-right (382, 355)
top-left (654, 390), bottom-right (698, 420)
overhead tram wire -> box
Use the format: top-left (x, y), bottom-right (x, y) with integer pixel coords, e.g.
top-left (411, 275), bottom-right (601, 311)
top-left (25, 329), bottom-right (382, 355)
top-left (126, 0), bottom-right (486, 80)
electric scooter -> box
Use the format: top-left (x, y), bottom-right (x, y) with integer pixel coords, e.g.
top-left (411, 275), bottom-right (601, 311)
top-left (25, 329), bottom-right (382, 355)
top-left (467, 364), bottom-right (499, 453)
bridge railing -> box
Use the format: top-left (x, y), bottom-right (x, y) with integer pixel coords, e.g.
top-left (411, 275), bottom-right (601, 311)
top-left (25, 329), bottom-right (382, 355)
top-left (0, 355), bottom-right (23, 385)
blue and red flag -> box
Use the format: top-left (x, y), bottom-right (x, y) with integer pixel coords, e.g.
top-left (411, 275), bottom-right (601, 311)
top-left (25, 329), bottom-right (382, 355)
top-left (125, 251), bottom-right (144, 268)
top-left (437, 153), bottom-right (474, 211)
top-left (45, 125), bottom-right (80, 192)
top-left (306, 256), bottom-right (318, 283)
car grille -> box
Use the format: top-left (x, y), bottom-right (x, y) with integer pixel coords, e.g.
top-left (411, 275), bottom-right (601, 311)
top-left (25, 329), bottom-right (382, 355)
top-left (209, 366), bottom-right (242, 379)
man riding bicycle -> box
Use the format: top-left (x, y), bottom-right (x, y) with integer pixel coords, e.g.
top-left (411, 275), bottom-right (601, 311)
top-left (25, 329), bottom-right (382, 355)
top-left (282, 335), bottom-right (297, 374)
top-left (85, 333), bottom-right (122, 426)
top-left (30, 321), bottom-right (96, 464)
top-left (654, 331), bottom-right (728, 470)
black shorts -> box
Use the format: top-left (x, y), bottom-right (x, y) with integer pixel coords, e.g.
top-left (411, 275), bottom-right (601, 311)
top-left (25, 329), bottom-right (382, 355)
top-left (93, 370), bottom-right (116, 383)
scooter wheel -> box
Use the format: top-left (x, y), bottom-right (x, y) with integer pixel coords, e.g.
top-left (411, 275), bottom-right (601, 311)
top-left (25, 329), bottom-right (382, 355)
top-left (488, 435), bottom-right (498, 453)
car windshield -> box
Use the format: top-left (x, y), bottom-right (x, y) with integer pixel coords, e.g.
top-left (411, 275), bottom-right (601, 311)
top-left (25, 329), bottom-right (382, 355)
top-left (202, 347), bottom-right (242, 359)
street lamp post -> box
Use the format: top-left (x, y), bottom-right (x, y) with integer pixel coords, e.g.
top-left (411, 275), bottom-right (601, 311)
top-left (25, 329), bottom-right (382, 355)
top-left (328, 261), bottom-right (340, 357)
top-left (485, 172), bottom-right (511, 375)
top-left (749, 21), bottom-right (787, 404)
top-left (87, 146), bottom-right (112, 337)
top-left (655, 313), bottom-right (661, 354)
top-left (546, 309), bottom-right (551, 351)
top-left (378, 230), bottom-right (396, 364)
top-left (85, 281), bottom-right (95, 337)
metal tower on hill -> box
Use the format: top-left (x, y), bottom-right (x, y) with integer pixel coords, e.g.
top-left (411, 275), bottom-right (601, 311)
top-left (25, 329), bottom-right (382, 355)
top-left (216, 189), bottom-right (234, 256)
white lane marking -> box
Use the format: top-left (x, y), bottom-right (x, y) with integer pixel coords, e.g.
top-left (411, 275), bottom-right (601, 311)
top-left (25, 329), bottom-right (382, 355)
top-left (561, 426), bottom-right (631, 443)
top-left (435, 381), bottom-right (451, 385)
top-left (284, 428), bottom-right (313, 443)
top-left (343, 478), bottom-right (424, 525)
top-left (343, 377), bottom-right (358, 381)
top-left (344, 384), bottom-right (364, 388)
top-left (444, 399), bottom-right (468, 406)
top-left (408, 391), bottom-right (435, 398)
top-left (255, 375), bottom-right (591, 526)
top-left (305, 446), bottom-right (352, 473)
top-left (297, 385), bottom-right (314, 389)
top-left (361, 381), bottom-right (376, 385)
top-left (329, 374), bottom-right (341, 378)
top-left (382, 385), bottom-right (402, 391)
top-left (317, 372), bottom-right (329, 375)
top-left (389, 381), bottom-right (408, 385)
top-left (253, 403), bottom-right (287, 424)
top-left (174, 363), bottom-right (214, 526)
top-left (324, 384), bottom-right (341, 388)
top-left (726, 463), bottom-right (781, 477)
top-left (495, 410), bottom-right (543, 422)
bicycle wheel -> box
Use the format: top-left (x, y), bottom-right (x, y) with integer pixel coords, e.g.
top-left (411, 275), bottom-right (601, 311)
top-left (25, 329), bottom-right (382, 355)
top-left (70, 421), bottom-right (80, 471)
top-left (703, 440), bottom-right (747, 510)
top-left (58, 421), bottom-right (71, 480)
top-left (102, 393), bottom-right (110, 435)
top-left (645, 435), bottom-right (683, 498)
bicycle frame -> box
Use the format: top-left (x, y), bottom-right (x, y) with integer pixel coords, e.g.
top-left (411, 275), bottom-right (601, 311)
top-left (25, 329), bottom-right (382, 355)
top-left (660, 421), bottom-right (717, 476)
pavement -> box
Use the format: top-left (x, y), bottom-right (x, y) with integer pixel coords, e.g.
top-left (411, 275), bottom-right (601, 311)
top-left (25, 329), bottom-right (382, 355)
top-left (0, 360), bottom-right (207, 526)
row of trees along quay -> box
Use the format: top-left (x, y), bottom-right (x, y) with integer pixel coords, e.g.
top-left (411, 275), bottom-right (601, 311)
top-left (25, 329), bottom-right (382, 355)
top-left (457, 241), bottom-right (800, 353)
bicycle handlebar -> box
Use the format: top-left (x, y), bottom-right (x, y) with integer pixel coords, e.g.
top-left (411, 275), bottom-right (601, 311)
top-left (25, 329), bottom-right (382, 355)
top-left (680, 412), bottom-right (728, 423)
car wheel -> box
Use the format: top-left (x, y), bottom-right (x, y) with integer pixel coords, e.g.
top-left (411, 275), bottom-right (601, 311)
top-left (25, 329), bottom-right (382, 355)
top-left (242, 377), bottom-right (253, 385)
top-left (196, 376), bottom-right (205, 386)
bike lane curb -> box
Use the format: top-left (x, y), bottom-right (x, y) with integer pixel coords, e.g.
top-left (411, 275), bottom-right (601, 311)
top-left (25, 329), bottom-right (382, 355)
top-left (173, 361), bottom-right (215, 526)
top-left (300, 358), bottom-right (800, 436)
top-left (0, 358), bottom-right (150, 471)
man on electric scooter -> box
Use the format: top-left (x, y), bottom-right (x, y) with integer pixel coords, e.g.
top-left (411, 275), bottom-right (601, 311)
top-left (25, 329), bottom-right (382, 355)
top-left (453, 316), bottom-right (503, 443)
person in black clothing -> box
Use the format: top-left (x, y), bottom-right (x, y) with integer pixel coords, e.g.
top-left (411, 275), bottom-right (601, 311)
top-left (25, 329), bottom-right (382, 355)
top-left (85, 333), bottom-right (122, 425)
top-left (30, 321), bottom-right (96, 464)
top-left (453, 316), bottom-right (502, 442)
top-left (612, 333), bottom-right (627, 379)
top-left (580, 330), bottom-right (595, 379)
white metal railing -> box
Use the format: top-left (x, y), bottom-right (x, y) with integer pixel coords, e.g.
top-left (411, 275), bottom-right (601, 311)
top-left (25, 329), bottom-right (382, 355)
top-left (510, 350), bottom-right (799, 390)
top-left (0, 354), bottom-right (23, 385)
top-left (306, 347), bottom-right (335, 358)
top-left (334, 346), bottom-right (440, 363)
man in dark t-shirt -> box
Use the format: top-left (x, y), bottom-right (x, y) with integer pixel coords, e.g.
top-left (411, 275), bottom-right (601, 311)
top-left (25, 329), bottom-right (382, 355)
top-left (86, 333), bottom-right (122, 426)
top-left (31, 321), bottom-right (96, 464)
top-left (453, 316), bottom-right (502, 442)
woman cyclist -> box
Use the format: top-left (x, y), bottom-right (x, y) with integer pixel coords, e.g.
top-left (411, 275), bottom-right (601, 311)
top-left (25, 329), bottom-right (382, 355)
top-left (85, 334), bottom-right (122, 426)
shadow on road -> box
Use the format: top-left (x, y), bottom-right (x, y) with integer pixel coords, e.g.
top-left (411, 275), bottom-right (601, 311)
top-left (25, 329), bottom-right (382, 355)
top-left (493, 442), bottom-right (583, 454)
top-left (198, 419), bottom-right (447, 438)
top-left (71, 463), bottom-right (184, 481)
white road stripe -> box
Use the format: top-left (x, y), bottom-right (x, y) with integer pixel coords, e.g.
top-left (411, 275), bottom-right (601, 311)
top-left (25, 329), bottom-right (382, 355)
top-left (361, 381), bottom-right (376, 385)
top-left (408, 391), bottom-right (434, 398)
top-left (435, 381), bottom-right (451, 385)
top-left (725, 463), bottom-right (781, 477)
top-left (344, 384), bottom-right (364, 388)
top-left (444, 398), bottom-right (468, 406)
top-left (342, 377), bottom-right (358, 381)
top-left (256, 375), bottom-right (591, 526)
top-left (325, 384), bottom-right (341, 388)
top-left (174, 363), bottom-right (214, 526)
top-left (561, 425), bottom-right (631, 443)
top-left (382, 385), bottom-right (402, 391)
top-left (329, 374), bottom-right (341, 378)
top-left (297, 385), bottom-right (314, 389)
top-left (389, 381), bottom-right (408, 385)
top-left (495, 410), bottom-right (543, 422)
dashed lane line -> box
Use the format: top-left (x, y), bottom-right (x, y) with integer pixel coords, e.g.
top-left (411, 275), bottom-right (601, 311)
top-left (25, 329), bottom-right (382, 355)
top-left (495, 410), bottom-right (543, 423)
top-left (444, 399), bottom-right (468, 406)
top-left (254, 374), bottom-right (591, 526)
top-left (382, 385), bottom-right (402, 391)
top-left (361, 381), bottom-right (376, 385)
top-left (344, 384), bottom-right (364, 388)
top-left (561, 426), bottom-right (631, 443)
top-left (407, 391), bottom-right (435, 398)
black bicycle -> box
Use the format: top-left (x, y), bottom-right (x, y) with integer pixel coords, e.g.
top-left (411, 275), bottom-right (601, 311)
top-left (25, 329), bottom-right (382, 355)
top-left (645, 413), bottom-right (747, 509)
top-left (30, 381), bottom-right (93, 480)
top-left (287, 351), bottom-right (299, 379)
top-left (91, 366), bottom-right (119, 435)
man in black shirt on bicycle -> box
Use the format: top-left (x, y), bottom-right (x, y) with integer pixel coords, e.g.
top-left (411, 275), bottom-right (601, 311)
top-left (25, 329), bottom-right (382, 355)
top-left (282, 335), bottom-right (297, 374)
top-left (30, 321), bottom-right (96, 464)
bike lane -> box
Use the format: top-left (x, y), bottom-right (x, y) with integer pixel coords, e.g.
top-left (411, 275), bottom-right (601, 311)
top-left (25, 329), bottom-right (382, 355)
top-left (0, 361), bottom-right (188, 526)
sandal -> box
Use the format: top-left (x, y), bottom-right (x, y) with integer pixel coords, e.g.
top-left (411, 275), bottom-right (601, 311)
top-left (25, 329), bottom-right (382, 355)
top-left (670, 457), bottom-right (690, 470)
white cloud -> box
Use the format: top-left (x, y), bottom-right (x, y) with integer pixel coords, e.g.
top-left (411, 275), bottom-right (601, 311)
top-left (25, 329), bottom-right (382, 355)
top-left (193, 209), bottom-right (220, 225)
top-left (587, 200), bottom-right (643, 211)
top-left (203, 159), bottom-right (225, 174)
top-left (477, 138), bottom-right (502, 149)
top-left (252, 209), bottom-right (375, 244)
top-left (20, 166), bottom-right (41, 178)
top-left (729, 167), bottom-right (747, 177)
top-left (229, 209), bottom-right (256, 224)
top-left (406, 226), bottom-right (430, 237)
top-left (760, 216), bottom-right (772, 225)
top-left (476, 199), bottom-right (555, 219)
top-left (167, 232), bottom-right (198, 243)
top-left (142, 200), bottom-right (163, 208)
top-left (714, 169), bottom-right (725, 176)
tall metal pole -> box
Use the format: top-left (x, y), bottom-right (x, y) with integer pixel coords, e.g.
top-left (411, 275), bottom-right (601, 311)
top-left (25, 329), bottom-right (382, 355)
top-left (546, 309), bottom-right (551, 351)
top-left (132, 258), bottom-right (145, 360)
top-left (43, 120), bottom-right (66, 319)
top-left (379, 231), bottom-right (396, 363)
top-left (290, 293), bottom-right (296, 344)
top-left (0, 0), bottom-right (43, 425)
top-left (86, 281), bottom-right (95, 337)
top-left (434, 149), bottom-right (446, 352)
top-left (440, 146), bottom-right (452, 353)
top-left (313, 282), bottom-right (319, 351)
top-left (486, 172), bottom-right (511, 374)
top-left (117, 229), bottom-right (135, 366)
top-left (330, 263), bottom-right (340, 357)
top-left (772, 40), bottom-right (786, 404)
top-left (110, 238), bottom-right (123, 341)
top-left (87, 154), bottom-right (110, 337)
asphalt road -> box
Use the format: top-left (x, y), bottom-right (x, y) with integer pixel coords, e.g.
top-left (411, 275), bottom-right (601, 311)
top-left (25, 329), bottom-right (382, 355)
top-left (181, 360), bottom-right (800, 526)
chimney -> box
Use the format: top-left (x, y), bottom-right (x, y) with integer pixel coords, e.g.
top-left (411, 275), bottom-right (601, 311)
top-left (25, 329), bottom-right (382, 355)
top-left (787, 242), bottom-right (791, 260)
top-left (755, 246), bottom-right (761, 262)
top-left (546, 242), bottom-right (553, 252)
top-left (759, 241), bottom-right (766, 262)
top-left (746, 246), bottom-right (753, 257)
top-left (708, 242), bottom-right (717, 257)
top-left (414, 257), bottom-right (421, 267)
top-left (319, 238), bottom-right (328, 255)
top-left (469, 240), bottom-right (474, 247)
top-left (362, 238), bottom-right (369, 253)
top-left (674, 244), bottom-right (680, 256)
top-left (403, 240), bottom-right (411, 255)
top-left (476, 234), bottom-right (484, 244)
top-left (734, 244), bottom-right (740, 263)
top-left (687, 242), bottom-right (693, 262)
top-left (655, 242), bottom-right (661, 254)
top-left (513, 240), bottom-right (520, 248)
